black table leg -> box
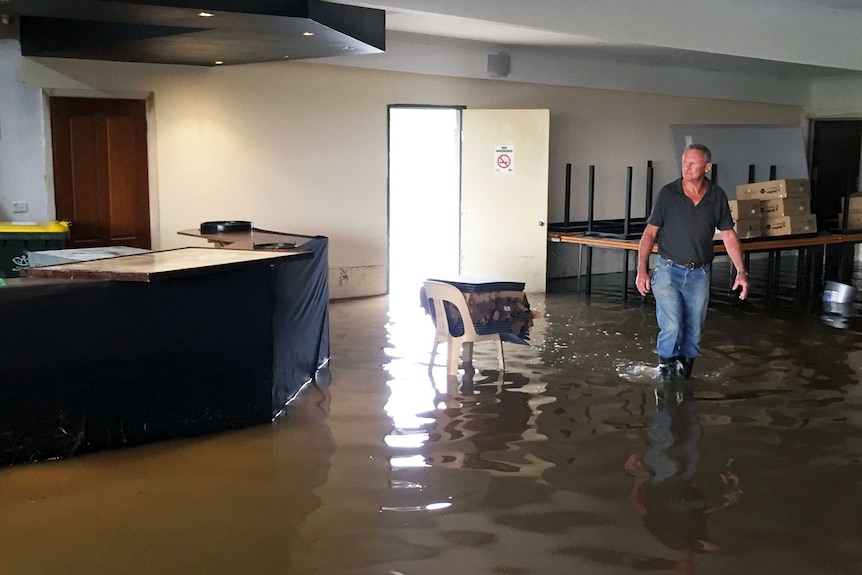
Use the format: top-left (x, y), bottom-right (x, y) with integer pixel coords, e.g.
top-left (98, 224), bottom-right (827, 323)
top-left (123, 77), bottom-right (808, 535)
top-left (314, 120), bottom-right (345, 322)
top-left (622, 250), bottom-right (629, 302)
top-left (796, 248), bottom-right (805, 296)
top-left (774, 250), bottom-right (782, 295)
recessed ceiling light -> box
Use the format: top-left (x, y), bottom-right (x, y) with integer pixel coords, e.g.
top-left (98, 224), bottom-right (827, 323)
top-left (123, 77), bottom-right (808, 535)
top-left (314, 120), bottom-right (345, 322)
top-left (198, 11), bottom-right (214, 17)
top-left (214, 60), bottom-right (223, 65)
top-left (302, 31), bottom-right (314, 36)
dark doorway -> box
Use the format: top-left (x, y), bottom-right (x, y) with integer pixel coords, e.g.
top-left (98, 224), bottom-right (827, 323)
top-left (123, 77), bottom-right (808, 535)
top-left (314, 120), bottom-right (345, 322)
top-left (810, 119), bottom-right (862, 230)
top-left (50, 97), bottom-right (152, 249)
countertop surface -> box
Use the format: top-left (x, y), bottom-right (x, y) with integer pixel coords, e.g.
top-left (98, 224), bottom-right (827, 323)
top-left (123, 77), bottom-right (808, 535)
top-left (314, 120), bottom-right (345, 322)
top-left (177, 228), bottom-right (316, 250)
top-left (21, 246), bottom-right (310, 282)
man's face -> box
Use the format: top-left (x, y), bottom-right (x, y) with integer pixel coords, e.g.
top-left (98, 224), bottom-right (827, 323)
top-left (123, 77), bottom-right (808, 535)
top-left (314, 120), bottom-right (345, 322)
top-left (681, 149), bottom-right (711, 182)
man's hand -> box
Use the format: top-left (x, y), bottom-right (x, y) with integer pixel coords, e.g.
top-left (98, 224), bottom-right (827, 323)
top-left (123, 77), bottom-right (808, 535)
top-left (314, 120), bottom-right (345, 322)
top-left (635, 269), bottom-right (651, 296)
top-left (732, 272), bottom-right (749, 300)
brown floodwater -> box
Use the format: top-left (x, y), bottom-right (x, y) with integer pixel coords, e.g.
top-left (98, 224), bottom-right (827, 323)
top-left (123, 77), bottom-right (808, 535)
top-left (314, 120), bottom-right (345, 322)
top-left (1, 279), bottom-right (861, 575)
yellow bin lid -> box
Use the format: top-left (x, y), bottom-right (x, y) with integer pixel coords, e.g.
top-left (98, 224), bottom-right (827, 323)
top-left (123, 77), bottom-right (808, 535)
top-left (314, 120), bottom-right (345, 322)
top-left (0, 220), bottom-right (70, 233)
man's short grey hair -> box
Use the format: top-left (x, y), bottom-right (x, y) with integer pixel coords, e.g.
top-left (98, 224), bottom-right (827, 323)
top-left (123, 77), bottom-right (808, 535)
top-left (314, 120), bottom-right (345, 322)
top-left (684, 143), bottom-right (712, 163)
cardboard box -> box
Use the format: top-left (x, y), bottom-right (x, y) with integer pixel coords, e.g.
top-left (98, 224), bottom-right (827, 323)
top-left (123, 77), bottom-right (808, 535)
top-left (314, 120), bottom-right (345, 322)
top-left (761, 214), bottom-right (817, 237)
top-left (714, 217), bottom-right (762, 240)
top-left (845, 193), bottom-right (862, 213)
top-left (837, 212), bottom-right (862, 230)
top-left (728, 199), bottom-right (761, 220)
top-left (760, 196), bottom-right (811, 218)
top-left (736, 178), bottom-right (810, 200)
top-left (734, 217), bottom-right (763, 239)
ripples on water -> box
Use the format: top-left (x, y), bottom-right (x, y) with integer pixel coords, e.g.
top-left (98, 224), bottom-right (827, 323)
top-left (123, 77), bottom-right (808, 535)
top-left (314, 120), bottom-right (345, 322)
top-left (373, 272), bottom-right (862, 574)
top-left (0, 265), bottom-right (861, 575)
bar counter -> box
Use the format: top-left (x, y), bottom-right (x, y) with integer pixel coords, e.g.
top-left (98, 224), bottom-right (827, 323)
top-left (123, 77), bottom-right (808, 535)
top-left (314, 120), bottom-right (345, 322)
top-left (2, 239), bottom-right (330, 466)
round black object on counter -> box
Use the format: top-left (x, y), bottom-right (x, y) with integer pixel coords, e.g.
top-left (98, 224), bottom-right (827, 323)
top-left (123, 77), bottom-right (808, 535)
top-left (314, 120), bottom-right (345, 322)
top-left (254, 242), bottom-right (297, 250)
top-left (200, 220), bottom-right (252, 234)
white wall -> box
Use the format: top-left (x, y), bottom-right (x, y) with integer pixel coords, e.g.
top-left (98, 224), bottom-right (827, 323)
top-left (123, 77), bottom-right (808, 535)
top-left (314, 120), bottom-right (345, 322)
top-left (0, 40), bottom-right (49, 220)
top-left (4, 42), bottom-right (805, 296)
top-left (808, 77), bottom-right (862, 117)
top-left (318, 33), bottom-right (813, 106)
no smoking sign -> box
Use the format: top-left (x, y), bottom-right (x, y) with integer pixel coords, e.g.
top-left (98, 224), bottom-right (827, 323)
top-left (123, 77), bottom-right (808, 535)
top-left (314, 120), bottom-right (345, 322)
top-left (494, 145), bottom-right (515, 174)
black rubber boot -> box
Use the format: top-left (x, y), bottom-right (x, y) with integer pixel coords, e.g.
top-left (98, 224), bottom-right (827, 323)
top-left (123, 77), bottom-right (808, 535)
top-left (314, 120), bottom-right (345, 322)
top-left (678, 357), bottom-right (695, 379)
top-left (658, 356), bottom-right (676, 382)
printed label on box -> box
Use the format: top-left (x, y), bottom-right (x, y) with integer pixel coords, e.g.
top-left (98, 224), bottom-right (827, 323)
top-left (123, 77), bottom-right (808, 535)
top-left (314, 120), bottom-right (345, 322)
top-left (736, 178), bottom-right (810, 200)
top-left (728, 199), bottom-right (761, 220)
top-left (760, 197), bottom-right (811, 217)
top-left (761, 215), bottom-right (817, 236)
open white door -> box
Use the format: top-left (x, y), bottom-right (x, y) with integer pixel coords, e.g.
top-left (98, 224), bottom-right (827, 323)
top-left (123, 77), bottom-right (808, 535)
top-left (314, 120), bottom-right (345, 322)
top-left (461, 109), bottom-right (550, 292)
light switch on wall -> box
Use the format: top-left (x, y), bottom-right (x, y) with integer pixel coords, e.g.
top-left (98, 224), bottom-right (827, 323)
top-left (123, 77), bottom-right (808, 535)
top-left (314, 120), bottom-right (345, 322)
top-left (12, 201), bottom-right (29, 213)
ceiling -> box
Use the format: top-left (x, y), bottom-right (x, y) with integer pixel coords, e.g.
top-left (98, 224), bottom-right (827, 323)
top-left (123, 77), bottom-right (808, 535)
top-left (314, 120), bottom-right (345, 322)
top-left (352, 0), bottom-right (862, 79)
top-left (0, 0), bottom-right (385, 66)
top-left (1, 0), bottom-right (861, 78)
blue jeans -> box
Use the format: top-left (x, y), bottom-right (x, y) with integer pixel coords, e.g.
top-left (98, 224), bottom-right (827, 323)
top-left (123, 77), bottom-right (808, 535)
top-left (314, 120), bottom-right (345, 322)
top-left (651, 256), bottom-right (711, 361)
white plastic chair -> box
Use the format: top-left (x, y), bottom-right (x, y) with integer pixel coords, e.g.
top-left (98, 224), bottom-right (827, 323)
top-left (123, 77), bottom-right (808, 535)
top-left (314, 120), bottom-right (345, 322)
top-left (423, 280), bottom-right (505, 375)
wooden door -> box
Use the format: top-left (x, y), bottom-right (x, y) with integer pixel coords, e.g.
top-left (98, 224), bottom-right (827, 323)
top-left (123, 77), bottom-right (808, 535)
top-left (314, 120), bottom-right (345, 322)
top-left (50, 97), bottom-right (151, 249)
top-left (460, 109), bottom-right (550, 292)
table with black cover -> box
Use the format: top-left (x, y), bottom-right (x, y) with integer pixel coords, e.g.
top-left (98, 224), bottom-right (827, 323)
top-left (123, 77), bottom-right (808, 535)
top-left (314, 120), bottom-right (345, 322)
top-left (2, 244), bottom-right (329, 466)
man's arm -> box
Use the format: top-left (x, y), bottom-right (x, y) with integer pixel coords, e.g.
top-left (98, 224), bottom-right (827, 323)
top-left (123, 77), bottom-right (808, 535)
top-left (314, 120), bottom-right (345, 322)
top-left (635, 224), bottom-right (659, 296)
top-left (719, 229), bottom-right (749, 300)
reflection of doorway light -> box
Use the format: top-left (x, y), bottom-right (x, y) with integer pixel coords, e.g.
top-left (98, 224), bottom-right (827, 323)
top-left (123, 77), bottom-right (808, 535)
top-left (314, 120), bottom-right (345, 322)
top-left (388, 106), bottom-right (462, 317)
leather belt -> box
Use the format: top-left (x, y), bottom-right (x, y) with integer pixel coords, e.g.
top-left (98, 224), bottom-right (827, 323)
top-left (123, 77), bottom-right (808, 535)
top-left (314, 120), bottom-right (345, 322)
top-left (663, 257), bottom-right (706, 270)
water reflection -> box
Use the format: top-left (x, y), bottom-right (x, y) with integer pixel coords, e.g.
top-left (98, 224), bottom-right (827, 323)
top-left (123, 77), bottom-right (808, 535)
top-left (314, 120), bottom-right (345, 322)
top-left (626, 382), bottom-right (742, 573)
top-left (6, 288), bottom-right (862, 574)
top-left (428, 370), bottom-right (555, 477)
top-left (0, 377), bottom-right (337, 575)
top-left (384, 364), bottom-right (556, 478)
top-left (820, 300), bottom-right (856, 330)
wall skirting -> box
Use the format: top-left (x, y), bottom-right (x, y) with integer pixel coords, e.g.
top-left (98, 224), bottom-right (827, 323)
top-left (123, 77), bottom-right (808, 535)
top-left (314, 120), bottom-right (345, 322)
top-left (329, 265), bottom-right (387, 299)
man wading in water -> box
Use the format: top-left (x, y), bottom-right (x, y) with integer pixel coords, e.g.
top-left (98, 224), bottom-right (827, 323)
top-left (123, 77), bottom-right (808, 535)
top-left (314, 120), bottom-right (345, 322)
top-left (635, 144), bottom-right (749, 381)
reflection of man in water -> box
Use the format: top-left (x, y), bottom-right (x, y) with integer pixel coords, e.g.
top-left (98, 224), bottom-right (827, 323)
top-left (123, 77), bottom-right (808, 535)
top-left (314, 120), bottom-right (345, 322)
top-left (625, 383), bottom-right (741, 573)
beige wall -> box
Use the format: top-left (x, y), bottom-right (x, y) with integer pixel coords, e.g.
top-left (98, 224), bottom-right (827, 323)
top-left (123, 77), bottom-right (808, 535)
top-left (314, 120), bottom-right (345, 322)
top-left (17, 56), bottom-right (803, 296)
top-left (809, 77), bottom-right (862, 117)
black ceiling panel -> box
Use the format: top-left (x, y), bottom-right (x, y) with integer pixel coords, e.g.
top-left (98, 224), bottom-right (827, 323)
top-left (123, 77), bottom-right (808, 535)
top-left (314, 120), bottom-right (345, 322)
top-left (4, 0), bottom-right (384, 66)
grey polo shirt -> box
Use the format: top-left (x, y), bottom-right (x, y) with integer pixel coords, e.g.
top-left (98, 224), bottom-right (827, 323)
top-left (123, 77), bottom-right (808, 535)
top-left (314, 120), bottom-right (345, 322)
top-left (647, 178), bottom-right (734, 266)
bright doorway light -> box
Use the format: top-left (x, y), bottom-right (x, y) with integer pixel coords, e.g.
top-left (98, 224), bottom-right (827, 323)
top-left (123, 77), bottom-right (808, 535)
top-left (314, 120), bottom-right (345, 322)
top-left (388, 107), bottom-right (461, 315)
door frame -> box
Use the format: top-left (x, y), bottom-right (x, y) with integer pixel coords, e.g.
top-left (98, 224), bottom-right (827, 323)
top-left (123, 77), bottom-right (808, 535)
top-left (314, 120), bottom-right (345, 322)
top-left (43, 89), bottom-right (160, 250)
top-left (808, 116), bottom-right (862, 224)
